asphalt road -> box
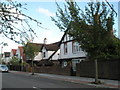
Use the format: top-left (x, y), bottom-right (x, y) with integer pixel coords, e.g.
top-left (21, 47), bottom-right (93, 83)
top-left (2, 71), bottom-right (116, 90)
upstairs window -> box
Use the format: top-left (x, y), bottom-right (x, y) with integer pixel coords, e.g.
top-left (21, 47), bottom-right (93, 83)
top-left (64, 43), bottom-right (68, 54)
top-left (72, 42), bottom-right (82, 53)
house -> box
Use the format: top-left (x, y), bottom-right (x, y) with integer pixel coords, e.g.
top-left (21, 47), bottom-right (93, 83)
top-left (2, 52), bottom-right (10, 64)
top-left (16, 46), bottom-right (26, 63)
top-left (58, 30), bottom-right (87, 74)
top-left (41, 41), bottom-right (60, 64)
top-left (24, 39), bottom-right (60, 66)
top-left (10, 49), bottom-right (17, 57)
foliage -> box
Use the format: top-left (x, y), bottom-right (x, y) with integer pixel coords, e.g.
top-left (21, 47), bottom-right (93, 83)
top-left (10, 56), bottom-right (19, 65)
top-left (100, 37), bottom-right (120, 60)
top-left (0, 0), bottom-right (42, 44)
top-left (20, 61), bottom-right (27, 66)
top-left (52, 0), bottom-right (120, 60)
top-left (23, 42), bottom-right (39, 60)
top-left (24, 42), bottom-right (39, 75)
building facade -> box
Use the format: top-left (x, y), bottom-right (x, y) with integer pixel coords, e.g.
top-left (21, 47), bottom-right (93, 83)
top-left (58, 32), bottom-right (87, 74)
top-left (41, 42), bottom-right (60, 61)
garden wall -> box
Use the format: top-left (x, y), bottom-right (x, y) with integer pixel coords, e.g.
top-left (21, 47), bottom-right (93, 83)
top-left (76, 59), bottom-right (119, 80)
top-left (34, 65), bottom-right (71, 76)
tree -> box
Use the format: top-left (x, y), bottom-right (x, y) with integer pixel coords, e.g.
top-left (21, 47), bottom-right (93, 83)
top-left (52, 0), bottom-right (119, 83)
top-left (0, 0), bottom-right (42, 44)
top-left (10, 56), bottom-right (19, 65)
top-left (23, 42), bottom-right (39, 75)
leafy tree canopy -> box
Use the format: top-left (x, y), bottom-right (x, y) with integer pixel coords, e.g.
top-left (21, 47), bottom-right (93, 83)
top-left (52, 0), bottom-right (120, 60)
top-left (23, 42), bottom-right (39, 60)
top-left (10, 56), bottom-right (19, 65)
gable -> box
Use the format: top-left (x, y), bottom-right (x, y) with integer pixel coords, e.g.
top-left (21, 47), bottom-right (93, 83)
top-left (59, 29), bottom-right (73, 46)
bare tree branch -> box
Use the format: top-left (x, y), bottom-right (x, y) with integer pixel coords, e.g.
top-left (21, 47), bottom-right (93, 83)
top-left (0, 0), bottom-right (44, 44)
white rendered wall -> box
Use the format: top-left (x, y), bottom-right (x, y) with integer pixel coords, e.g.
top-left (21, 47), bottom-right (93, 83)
top-left (59, 42), bottom-right (86, 59)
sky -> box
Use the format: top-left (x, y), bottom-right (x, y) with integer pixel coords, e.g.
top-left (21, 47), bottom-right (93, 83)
top-left (0, 0), bottom-right (119, 53)
top-left (118, 1), bottom-right (120, 39)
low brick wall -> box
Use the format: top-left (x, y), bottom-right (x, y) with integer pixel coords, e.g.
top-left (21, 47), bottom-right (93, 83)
top-left (34, 65), bottom-right (71, 76)
top-left (9, 65), bottom-right (26, 71)
top-left (76, 59), bottom-right (119, 80)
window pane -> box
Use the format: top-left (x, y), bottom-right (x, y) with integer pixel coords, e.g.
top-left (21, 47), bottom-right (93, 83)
top-left (72, 42), bottom-right (81, 53)
top-left (64, 43), bottom-right (67, 54)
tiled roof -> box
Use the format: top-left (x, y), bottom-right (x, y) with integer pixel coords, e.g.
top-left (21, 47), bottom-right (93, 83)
top-left (44, 42), bottom-right (60, 51)
top-left (18, 46), bottom-right (24, 56)
top-left (11, 49), bottom-right (17, 56)
top-left (18, 46), bottom-right (26, 61)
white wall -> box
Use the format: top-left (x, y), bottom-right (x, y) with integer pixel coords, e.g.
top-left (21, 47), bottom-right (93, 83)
top-left (3, 57), bottom-right (10, 63)
top-left (2, 54), bottom-right (11, 63)
top-left (16, 49), bottom-right (21, 60)
top-left (48, 51), bottom-right (54, 58)
top-left (34, 52), bottom-right (42, 61)
top-left (10, 51), bottom-right (13, 58)
top-left (59, 34), bottom-right (87, 59)
top-left (59, 41), bottom-right (86, 59)
top-left (42, 47), bottom-right (54, 60)
top-left (51, 49), bottom-right (60, 60)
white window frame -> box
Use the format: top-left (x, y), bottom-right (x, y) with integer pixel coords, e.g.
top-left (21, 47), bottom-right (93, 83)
top-left (64, 43), bottom-right (68, 54)
top-left (72, 42), bottom-right (82, 53)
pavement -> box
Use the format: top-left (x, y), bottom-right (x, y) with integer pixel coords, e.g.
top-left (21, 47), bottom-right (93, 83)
top-left (10, 71), bottom-right (119, 89)
top-left (36, 73), bottom-right (119, 89)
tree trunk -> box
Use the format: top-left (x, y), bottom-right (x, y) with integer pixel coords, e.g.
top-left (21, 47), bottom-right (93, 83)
top-left (31, 59), bottom-right (34, 75)
top-left (95, 59), bottom-right (99, 83)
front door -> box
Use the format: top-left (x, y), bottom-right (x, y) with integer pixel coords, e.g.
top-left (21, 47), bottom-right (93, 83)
top-left (71, 59), bottom-right (81, 76)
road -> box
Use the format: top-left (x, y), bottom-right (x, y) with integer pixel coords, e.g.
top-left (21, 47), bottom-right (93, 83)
top-left (2, 71), bottom-right (100, 90)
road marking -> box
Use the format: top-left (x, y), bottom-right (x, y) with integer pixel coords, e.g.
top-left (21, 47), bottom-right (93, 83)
top-left (33, 86), bottom-right (37, 88)
top-left (33, 86), bottom-right (42, 90)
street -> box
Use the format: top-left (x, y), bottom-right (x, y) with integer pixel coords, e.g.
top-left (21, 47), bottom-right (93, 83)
top-left (2, 71), bottom-right (98, 89)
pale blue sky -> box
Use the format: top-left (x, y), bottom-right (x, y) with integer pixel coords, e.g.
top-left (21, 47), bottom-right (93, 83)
top-left (118, 1), bottom-right (120, 39)
top-left (0, 0), bottom-right (119, 53)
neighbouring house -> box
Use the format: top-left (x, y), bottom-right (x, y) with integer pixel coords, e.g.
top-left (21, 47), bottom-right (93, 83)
top-left (16, 46), bottom-right (26, 63)
top-left (9, 49), bottom-right (17, 64)
top-left (2, 52), bottom-right (10, 64)
top-left (10, 49), bottom-right (17, 57)
top-left (58, 30), bottom-right (87, 75)
top-left (40, 41), bottom-right (60, 65)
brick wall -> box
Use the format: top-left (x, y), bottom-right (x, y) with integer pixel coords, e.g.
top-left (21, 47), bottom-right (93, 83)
top-left (76, 59), bottom-right (119, 80)
top-left (9, 65), bottom-right (26, 71)
top-left (34, 64), bottom-right (71, 76)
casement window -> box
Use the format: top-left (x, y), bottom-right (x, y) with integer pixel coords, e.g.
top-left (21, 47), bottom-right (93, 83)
top-left (64, 43), bottom-right (68, 54)
top-left (72, 41), bottom-right (82, 53)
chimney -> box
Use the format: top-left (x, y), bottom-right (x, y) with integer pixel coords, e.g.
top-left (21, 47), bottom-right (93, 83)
top-left (43, 38), bottom-right (47, 44)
